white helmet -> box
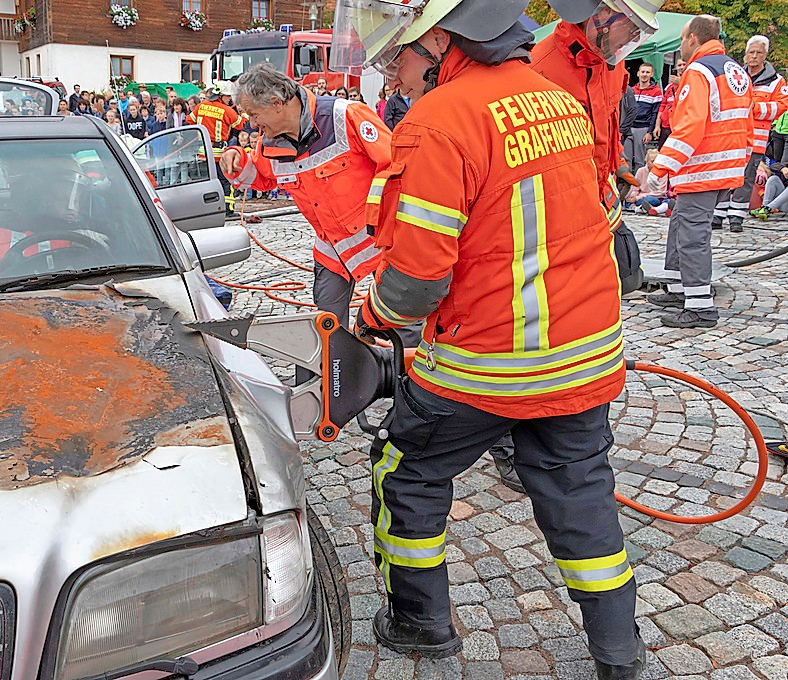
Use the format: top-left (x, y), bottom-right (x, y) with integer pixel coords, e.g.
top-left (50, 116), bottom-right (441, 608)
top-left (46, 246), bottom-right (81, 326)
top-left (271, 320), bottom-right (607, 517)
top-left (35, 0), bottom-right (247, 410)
top-left (550, 0), bottom-right (662, 64)
top-left (330, 0), bottom-right (530, 77)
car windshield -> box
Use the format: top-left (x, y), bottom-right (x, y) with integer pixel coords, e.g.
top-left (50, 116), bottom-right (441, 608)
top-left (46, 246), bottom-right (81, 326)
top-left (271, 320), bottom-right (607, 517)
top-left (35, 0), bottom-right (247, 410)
top-left (0, 139), bottom-right (170, 286)
top-left (221, 48), bottom-right (288, 80)
top-left (0, 82), bottom-right (54, 116)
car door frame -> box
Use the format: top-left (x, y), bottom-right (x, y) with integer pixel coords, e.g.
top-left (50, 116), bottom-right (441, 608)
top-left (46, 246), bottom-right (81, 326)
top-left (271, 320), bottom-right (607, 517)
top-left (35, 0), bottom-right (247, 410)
top-left (132, 124), bottom-right (227, 232)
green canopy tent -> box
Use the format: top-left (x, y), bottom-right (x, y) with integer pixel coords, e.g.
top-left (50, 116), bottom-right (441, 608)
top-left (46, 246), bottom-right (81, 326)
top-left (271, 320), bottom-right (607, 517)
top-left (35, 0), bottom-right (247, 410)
top-left (125, 82), bottom-right (202, 100)
top-left (531, 11), bottom-right (695, 80)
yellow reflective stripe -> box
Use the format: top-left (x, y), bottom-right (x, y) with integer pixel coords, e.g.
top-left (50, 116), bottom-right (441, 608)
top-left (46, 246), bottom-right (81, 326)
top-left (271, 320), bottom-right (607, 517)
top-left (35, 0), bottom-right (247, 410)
top-left (374, 528), bottom-right (446, 569)
top-left (556, 549), bottom-right (632, 592)
top-left (555, 548), bottom-right (628, 571)
top-left (511, 181), bottom-right (526, 352)
top-left (412, 351), bottom-right (623, 397)
top-left (510, 176), bottom-right (549, 352)
top-left (368, 283), bottom-right (414, 328)
top-left (214, 119), bottom-right (222, 142)
top-left (428, 320), bottom-right (622, 362)
top-left (415, 344), bottom-right (622, 385)
top-left (367, 177), bottom-right (386, 205)
top-left (396, 193), bottom-right (467, 237)
top-left (533, 176), bottom-right (550, 348)
top-left (417, 332), bottom-right (623, 375)
top-left (563, 566), bottom-right (634, 593)
top-left (372, 441), bottom-right (404, 592)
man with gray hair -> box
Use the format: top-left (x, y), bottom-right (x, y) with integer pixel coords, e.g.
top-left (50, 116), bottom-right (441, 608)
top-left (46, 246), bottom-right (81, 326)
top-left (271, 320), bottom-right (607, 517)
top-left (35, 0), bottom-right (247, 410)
top-left (220, 63), bottom-right (393, 332)
top-left (713, 34), bottom-right (788, 232)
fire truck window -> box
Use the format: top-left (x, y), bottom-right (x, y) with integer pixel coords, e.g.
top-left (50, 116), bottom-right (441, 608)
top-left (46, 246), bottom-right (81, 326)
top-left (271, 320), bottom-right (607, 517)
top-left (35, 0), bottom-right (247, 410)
top-left (293, 45), bottom-right (323, 78)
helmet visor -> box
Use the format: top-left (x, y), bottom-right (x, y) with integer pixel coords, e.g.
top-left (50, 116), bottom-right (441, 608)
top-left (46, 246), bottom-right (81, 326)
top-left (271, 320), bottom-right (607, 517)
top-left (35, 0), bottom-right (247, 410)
top-left (330, 0), bottom-right (427, 76)
top-left (586, 1), bottom-right (657, 65)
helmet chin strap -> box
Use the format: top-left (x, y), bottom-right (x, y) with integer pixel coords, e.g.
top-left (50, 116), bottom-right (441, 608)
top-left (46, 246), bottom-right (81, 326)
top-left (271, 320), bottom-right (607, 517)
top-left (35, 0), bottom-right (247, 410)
top-left (407, 39), bottom-right (449, 93)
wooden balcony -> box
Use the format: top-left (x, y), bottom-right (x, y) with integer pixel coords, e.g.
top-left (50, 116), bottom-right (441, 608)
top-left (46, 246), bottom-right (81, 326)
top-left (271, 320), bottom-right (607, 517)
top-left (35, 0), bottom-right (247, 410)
top-left (0, 14), bottom-right (17, 42)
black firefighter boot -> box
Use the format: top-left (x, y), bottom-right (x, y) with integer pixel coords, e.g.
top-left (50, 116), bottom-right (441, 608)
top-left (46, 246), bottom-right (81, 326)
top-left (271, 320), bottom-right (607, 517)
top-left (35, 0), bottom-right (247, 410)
top-left (373, 605), bottom-right (462, 659)
top-left (594, 637), bottom-right (647, 680)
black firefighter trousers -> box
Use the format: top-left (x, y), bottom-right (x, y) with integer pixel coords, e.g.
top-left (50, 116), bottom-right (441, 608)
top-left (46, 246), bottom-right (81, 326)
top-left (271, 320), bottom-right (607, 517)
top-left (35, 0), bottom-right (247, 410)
top-left (371, 378), bottom-right (639, 666)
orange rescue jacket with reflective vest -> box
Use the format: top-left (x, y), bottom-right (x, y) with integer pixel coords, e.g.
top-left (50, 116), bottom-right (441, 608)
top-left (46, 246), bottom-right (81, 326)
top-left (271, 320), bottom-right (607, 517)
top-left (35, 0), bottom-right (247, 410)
top-left (530, 21), bottom-right (628, 230)
top-left (187, 100), bottom-right (245, 158)
top-left (224, 88), bottom-right (391, 282)
top-left (359, 47), bottom-right (624, 419)
top-left (750, 62), bottom-right (788, 155)
top-left (652, 41), bottom-right (753, 195)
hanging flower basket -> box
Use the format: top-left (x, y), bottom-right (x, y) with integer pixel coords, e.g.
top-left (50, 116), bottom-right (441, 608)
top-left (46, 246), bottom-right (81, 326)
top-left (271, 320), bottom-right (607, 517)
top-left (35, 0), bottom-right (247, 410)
top-left (179, 10), bottom-right (207, 31)
top-left (109, 4), bottom-right (139, 29)
top-left (20, 7), bottom-right (35, 29)
top-left (13, 19), bottom-right (25, 33)
top-left (249, 18), bottom-right (274, 31)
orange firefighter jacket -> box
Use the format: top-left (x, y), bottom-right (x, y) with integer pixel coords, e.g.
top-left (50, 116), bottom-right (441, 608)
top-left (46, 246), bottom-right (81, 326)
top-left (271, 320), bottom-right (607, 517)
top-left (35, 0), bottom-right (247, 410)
top-left (187, 99), bottom-right (246, 158)
top-left (750, 62), bottom-right (788, 155)
top-left (359, 47), bottom-right (624, 419)
top-left (530, 21), bottom-right (628, 230)
top-left (652, 41), bottom-right (753, 195)
top-left (224, 88), bottom-right (391, 282)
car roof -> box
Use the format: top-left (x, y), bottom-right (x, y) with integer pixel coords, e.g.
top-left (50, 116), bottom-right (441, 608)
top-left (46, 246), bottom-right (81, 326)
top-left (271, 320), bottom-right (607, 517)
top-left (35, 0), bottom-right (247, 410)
top-left (0, 115), bottom-right (106, 139)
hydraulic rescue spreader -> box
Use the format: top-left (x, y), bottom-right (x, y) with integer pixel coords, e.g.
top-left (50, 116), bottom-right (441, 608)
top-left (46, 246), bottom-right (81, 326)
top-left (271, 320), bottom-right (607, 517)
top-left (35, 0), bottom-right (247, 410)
top-left (188, 312), bottom-right (769, 526)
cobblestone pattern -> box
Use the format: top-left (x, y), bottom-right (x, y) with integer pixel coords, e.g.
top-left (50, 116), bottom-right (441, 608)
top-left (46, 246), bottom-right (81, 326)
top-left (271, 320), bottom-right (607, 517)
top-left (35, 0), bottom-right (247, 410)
top-left (216, 212), bottom-right (788, 678)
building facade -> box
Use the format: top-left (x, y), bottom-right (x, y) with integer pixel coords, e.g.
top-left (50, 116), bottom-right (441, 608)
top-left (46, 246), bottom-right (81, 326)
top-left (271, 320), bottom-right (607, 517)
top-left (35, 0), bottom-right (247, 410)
top-left (14, 0), bottom-right (334, 93)
top-left (0, 0), bottom-right (20, 76)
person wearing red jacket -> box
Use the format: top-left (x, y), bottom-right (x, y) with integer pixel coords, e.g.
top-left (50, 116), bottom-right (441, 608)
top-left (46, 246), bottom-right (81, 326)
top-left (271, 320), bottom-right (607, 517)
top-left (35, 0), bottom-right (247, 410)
top-left (332, 0), bottom-right (656, 674)
top-left (654, 57), bottom-right (686, 148)
top-left (187, 81), bottom-right (247, 216)
top-left (713, 35), bottom-right (788, 232)
top-left (647, 15), bottom-right (753, 328)
top-left (220, 63), bottom-right (392, 333)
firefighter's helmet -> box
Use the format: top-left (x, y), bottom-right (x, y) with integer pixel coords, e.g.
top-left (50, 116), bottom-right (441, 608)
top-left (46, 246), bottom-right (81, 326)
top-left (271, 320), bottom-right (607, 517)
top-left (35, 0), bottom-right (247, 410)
top-left (549, 0), bottom-right (662, 64)
top-left (210, 80), bottom-right (234, 100)
top-left (330, 0), bottom-right (531, 77)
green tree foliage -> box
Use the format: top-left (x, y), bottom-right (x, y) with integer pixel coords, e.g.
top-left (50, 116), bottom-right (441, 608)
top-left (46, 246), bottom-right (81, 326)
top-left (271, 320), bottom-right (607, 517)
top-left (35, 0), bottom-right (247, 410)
top-left (662, 0), bottom-right (787, 68)
top-left (524, 0), bottom-right (558, 26)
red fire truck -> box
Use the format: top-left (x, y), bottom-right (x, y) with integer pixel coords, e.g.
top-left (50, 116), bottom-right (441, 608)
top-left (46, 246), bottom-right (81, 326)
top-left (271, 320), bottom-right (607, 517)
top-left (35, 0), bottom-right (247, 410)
top-left (211, 28), bottom-right (361, 92)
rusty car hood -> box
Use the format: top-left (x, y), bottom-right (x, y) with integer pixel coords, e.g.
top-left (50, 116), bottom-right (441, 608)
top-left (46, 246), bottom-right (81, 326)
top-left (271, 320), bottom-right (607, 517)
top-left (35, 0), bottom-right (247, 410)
top-left (0, 286), bottom-right (233, 489)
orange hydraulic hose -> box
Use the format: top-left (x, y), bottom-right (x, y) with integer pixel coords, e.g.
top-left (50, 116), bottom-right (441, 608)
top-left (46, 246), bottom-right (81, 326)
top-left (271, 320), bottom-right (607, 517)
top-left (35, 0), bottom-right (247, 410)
top-left (619, 361), bottom-right (768, 524)
top-left (206, 195), bottom-right (366, 308)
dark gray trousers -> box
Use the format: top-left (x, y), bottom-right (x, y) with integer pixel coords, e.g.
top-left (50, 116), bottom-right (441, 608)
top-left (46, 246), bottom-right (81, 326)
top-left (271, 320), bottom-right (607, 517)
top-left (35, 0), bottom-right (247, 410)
top-left (713, 153), bottom-right (761, 226)
top-left (372, 379), bottom-right (638, 665)
top-left (664, 189), bottom-right (727, 313)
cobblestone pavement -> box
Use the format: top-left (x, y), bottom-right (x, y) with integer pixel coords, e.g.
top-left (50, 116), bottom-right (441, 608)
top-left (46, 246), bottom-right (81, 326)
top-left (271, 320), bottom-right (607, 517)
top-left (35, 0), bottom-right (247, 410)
top-left (216, 211), bottom-right (788, 679)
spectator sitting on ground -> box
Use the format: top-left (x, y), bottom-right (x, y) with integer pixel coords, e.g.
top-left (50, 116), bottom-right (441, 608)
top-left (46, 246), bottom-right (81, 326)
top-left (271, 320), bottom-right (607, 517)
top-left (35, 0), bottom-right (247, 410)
top-left (334, 86), bottom-right (348, 99)
top-left (627, 148), bottom-right (668, 213)
top-left (751, 159), bottom-right (788, 219)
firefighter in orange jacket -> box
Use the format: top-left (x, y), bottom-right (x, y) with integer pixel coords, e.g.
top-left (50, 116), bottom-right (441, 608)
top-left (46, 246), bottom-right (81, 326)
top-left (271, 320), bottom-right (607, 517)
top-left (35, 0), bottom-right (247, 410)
top-left (332, 0), bottom-right (647, 675)
top-left (713, 34), bottom-right (788, 231)
top-left (220, 63), bottom-right (392, 333)
top-left (188, 81), bottom-right (246, 216)
top-left (648, 16), bottom-right (753, 327)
